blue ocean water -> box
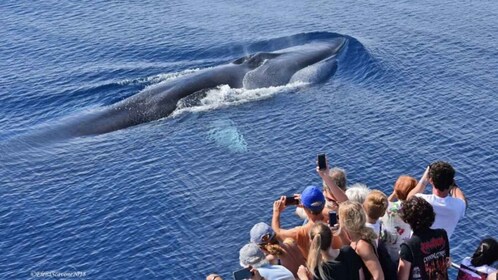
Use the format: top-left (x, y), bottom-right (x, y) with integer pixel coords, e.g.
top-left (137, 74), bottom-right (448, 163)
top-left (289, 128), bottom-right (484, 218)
top-left (1, 0), bottom-right (497, 279)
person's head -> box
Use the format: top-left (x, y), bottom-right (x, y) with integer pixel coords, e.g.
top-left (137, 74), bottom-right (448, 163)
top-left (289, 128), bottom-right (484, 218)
top-left (307, 222), bottom-right (333, 279)
top-left (363, 190), bottom-right (388, 221)
top-left (345, 183), bottom-right (371, 204)
top-left (250, 222), bottom-right (284, 256)
top-left (206, 274), bottom-right (223, 280)
top-left (322, 167), bottom-right (347, 192)
top-left (338, 200), bottom-right (377, 242)
top-left (239, 243), bottom-right (268, 268)
top-left (470, 238), bottom-right (498, 267)
top-left (301, 186), bottom-right (325, 216)
top-left (429, 161), bottom-right (455, 192)
top-left (250, 222), bottom-right (275, 245)
top-left (400, 196), bottom-right (435, 232)
top-left (394, 175), bottom-right (418, 201)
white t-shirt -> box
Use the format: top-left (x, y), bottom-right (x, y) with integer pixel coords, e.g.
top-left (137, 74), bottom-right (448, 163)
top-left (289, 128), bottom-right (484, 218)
top-left (415, 193), bottom-right (465, 238)
top-left (457, 257), bottom-right (497, 279)
top-left (257, 264), bottom-right (295, 280)
top-left (366, 220), bottom-right (381, 237)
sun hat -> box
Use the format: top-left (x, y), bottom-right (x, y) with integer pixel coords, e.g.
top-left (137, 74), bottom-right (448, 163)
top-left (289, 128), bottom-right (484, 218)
top-left (250, 222), bottom-right (275, 244)
top-left (301, 185), bottom-right (325, 213)
top-left (239, 243), bottom-right (265, 266)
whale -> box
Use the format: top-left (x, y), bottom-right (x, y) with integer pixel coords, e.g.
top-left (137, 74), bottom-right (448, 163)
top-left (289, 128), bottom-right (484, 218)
top-left (48, 37), bottom-right (348, 137)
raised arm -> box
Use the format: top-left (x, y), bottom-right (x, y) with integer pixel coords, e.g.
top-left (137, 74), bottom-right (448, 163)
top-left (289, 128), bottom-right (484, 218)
top-left (450, 182), bottom-right (468, 207)
top-left (407, 166), bottom-right (430, 199)
top-left (317, 164), bottom-right (348, 203)
top-left (272, 196), bottom-right (298, 240)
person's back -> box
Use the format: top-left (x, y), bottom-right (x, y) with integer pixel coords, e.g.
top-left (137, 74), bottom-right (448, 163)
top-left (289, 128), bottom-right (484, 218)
top-left (250, 222), bottom-right (305, 278)
top-left (382, 175), bottom-right (417, 263)
top-left (415, 193), bottom-right (464, 238)
top-left (257, 264), bottom-right (296, 280)
top-left (297, 222), bottom-right (363, 280)
top-left (272, 186), bottom-right (327, 260)
top-left (312, 246), bottom-right (362, 280)
top-left (408, 162), bottom-right (466, 239)
top-left (398, 196), bottom-right (450, 280)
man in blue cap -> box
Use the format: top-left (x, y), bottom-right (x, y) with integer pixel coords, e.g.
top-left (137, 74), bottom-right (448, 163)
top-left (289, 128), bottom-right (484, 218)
top-left (271, 185), bottom-right (326, 260)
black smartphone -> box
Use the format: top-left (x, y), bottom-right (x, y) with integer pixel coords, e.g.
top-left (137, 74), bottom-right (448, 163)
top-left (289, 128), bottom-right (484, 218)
top-left (285, 196), bottom-right (299, 206)
top-left (317, 154), bottom-right (327, 170)
top-left (233, 267), bottom-right (253, 280)
top-left (328, 211), bottom-right (337, 227)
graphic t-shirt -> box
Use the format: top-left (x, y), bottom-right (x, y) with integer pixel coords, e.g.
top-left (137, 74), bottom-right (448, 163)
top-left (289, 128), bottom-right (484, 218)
top-left (381, 200), bottom-right (412, 262)
top-left (399, 228), bottom-right (450, 280)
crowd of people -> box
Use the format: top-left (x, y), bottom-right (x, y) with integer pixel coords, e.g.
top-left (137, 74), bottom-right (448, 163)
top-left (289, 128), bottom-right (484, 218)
top-left (206, 159), bottom-right (497, 280)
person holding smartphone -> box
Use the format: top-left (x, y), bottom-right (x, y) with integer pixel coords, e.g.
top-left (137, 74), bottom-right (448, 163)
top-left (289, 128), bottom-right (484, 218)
top-left (238, 243), bottom-right (295, 280)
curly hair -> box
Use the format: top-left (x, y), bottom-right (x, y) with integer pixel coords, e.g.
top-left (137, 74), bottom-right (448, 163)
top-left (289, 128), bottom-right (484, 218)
top-left (400, 196), bottom-right (435, 232)
top-left (429, 161), bottom-right (455, 191)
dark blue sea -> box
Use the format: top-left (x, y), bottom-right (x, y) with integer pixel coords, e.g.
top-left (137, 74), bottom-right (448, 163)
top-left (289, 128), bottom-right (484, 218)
top-left (1, 0), bottom-right (497, 279)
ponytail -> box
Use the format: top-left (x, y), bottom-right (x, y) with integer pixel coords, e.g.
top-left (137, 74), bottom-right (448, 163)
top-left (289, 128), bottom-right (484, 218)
top-left (307, 233), bottom-right (323, 279)
top-left (307, 222), bottom-right (333, 279)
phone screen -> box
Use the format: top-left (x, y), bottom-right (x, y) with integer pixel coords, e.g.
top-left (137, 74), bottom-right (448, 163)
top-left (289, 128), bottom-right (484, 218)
top-left (328, 211), bottom-right (337, 227)
top-left (317, 154), bottom-right (327, 170)
top-left (233, 267), bottom-right (252, 280)
top-left (285, 196), bottom-right (299, 206)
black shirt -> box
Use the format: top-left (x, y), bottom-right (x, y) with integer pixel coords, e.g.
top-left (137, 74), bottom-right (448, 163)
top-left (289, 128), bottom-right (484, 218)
top-left (313, 245), bottom-right (363, 280)
top-left (399, 228), bottom-right (450, 280)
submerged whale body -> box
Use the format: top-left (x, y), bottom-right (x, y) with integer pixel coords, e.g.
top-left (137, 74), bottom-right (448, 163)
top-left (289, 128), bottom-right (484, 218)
top-left (55, 37), bottom-right (347, 137)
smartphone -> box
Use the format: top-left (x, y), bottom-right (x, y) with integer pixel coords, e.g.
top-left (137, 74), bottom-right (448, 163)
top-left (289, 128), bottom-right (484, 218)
top-left (317, 154), bottom-right (327, 170)
top-left (328, 211), bottom-right (337, 227)
top-left (233, 267), bottom-right (253, 280)
top-left (285, 196), bottom-right (300, 206)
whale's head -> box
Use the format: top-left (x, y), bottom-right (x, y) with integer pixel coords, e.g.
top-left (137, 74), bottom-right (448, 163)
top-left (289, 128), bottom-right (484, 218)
top-left (239, 37), bottom-right (347, 89)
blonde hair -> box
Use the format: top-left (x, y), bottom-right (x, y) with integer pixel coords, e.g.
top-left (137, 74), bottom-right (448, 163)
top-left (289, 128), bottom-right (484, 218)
top-left (338, 201), bottom-right (377, 242)
top-left (307, 223), bottom-right (332, 279)
top-left (363, 190), bottom-right (388, 220)
top-left (394, 175), bottom-right (417, 201)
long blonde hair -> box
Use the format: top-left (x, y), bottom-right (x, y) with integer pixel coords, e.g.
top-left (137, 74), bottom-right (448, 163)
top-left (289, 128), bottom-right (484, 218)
top-left (338, 201), bottom-right (377, 243)
top-left (307, 222), bottom-right (333, 279)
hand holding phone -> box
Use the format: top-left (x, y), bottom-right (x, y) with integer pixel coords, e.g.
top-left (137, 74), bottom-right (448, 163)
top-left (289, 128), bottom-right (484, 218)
top-left (328, 211), bottom-right (337, 227)
top-left (233, 267), bottom-right (253, 280)
top-left (317, 154), bottom-right (327, 170)
top-left (284, 196), bottom-right (300, 206)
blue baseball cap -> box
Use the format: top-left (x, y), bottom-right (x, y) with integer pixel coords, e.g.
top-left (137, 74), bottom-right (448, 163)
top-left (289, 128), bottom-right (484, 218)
top-left (301, 185), bottom-right (325, 213)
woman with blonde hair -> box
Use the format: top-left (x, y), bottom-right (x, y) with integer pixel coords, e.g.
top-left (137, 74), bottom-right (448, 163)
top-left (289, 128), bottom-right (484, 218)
top-left (339, 201), bottom-right (385, 280)
top-left (297, 222), bottom-right (363, 280)
top-left (381, 175), bottom-right (417, 262)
